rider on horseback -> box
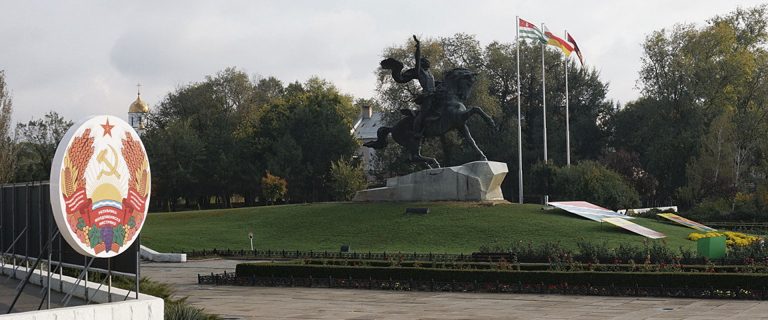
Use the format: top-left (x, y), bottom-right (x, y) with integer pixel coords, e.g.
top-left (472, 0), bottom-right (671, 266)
top-left (370, 35), bottom-right (496, 168)
top-left (380, 35), bottom-right (435, 138)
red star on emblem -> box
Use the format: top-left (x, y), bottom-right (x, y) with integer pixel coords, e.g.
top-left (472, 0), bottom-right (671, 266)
top-left (101, 118), bottom-right (115, 137)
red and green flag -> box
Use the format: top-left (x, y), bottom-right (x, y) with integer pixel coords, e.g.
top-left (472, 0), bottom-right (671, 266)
top-left (519, 18), bottom-right (546, 45)
top-left (567, 33), bottom-right (584, 66)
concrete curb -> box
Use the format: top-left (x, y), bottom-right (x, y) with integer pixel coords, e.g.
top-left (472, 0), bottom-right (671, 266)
top-left (140, 245), bottom-right (186, 263)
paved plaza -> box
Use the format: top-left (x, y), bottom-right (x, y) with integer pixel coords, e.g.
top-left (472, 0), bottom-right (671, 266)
top-left (142, 259), bottom-right (768, 319)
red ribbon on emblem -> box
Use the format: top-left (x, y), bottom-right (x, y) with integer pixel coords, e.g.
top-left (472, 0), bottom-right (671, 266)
top-left (64, 188), bottom-right (88, 214)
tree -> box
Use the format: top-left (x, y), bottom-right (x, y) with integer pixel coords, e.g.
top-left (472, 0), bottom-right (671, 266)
top-left (614, 5), bottom-right (768, 210)
top-left (329, 158), bottom-right (367, 201)
top-left (14, 111), bottom-right (72, 181)
top-left (599, 150), bottom-right (658, 204)
top-left (145, 67), bottom-right (360, 208)
top-left (143, 118), bottom-right (205, 211)
top-left (146, 68), bottom-right (254, 209)
top-left (261, 171), bottom-right (287, 205)
top-left (611, 97), bottom-right (704, 203)
top-left (244, 78), bottom-right (359, 202)
top-left (677, 110), bottom-right (737, 207)
top-left (0, 70), bottom-right (16, 183)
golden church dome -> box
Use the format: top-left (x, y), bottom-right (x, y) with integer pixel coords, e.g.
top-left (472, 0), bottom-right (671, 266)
top-left (129, 95), bottom-right (149, 113)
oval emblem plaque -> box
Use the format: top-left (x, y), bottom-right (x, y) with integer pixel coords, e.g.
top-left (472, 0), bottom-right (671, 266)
top-left (50, 115), bottom-right (151, 258)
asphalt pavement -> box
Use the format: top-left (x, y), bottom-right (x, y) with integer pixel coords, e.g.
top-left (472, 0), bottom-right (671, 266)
top-left (141, 259), bottom-right (768, 320)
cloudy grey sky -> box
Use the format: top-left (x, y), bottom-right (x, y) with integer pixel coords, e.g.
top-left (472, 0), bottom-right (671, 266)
top-left (0, 0), bottom-right (763, 124)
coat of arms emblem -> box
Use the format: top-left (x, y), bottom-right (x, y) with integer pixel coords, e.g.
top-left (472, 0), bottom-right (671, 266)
top-left (50, 115), bottom-right (151, 258)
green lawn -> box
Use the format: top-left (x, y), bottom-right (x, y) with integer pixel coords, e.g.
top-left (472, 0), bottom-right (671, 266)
top-left (141, 202), bottom-right (698, 253)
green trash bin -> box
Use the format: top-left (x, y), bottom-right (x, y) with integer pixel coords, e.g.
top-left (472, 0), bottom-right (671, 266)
top-left (697, 236), bottom-right (726, 259)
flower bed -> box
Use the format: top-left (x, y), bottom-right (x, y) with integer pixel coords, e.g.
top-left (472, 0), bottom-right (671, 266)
top-left (688, 231), bottom-right (762, 246)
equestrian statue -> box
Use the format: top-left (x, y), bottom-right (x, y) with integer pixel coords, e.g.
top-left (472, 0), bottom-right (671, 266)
top-left (364, 35), bottom-right (497, 168)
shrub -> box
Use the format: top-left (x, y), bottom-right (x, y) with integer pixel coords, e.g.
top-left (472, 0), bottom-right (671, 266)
top-left (643, 240), bottom-right (677, 264)
top-left (575, 241), bottom-right (610, 263)
top-left (261, 171), bottom-right (287, 204)
top-left (506, 241), bottom-right (573, 263)
top-left (165, 299), bottom-right (220, 320)
top-left (686, 198), bottom-right (731, 221)
top-left (615, 243), bottom-right (644, 262)
top-left (328, 158), bottom-right (367, 201)
top-left (235, 263), bottom-right (768, 290)
top-left (533, 161), bottom-right (641, 210)
top-left (727, 240), bottom-right (768, 260)
top-left (113, 276), bottom-right (174, 300)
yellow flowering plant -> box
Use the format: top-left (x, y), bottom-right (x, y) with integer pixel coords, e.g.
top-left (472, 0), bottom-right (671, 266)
top-left (687, 231), bottom-right (761, 247)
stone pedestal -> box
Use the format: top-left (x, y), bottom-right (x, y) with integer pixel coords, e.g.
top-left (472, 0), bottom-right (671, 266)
top-left (353, 161), bottom-right (508, 202)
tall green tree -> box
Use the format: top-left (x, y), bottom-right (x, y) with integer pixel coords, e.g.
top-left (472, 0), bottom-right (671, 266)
top-left (611, 97), bottom-right (705, 203)
top-left (146, 68), bottom-right (250, 209)
top-left (0, 71), bottom-right (16, 183)
top-left (143, 118), bottom-right (205, 211)
top-left (145, 68), bottom-right (359, 208)
top-left (14, 111), bottom-right (72, 181)
top-left (247, 78), bottom-right (359, 202)
top-left (614, 5), bottom-right (768, 209)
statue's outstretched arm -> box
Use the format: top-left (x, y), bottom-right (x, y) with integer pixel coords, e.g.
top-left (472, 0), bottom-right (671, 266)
top-left (413, 35), bottom-right (421, 72)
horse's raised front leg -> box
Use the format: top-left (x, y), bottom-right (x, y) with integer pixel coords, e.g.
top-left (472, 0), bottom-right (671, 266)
top-left (460, 124), bottom-right (487, 161)
top-left (462, 107), bottom-right (497, 131)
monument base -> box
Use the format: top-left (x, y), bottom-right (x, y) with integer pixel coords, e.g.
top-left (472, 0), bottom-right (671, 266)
top-left (353, 161), bottom-right (508, 202)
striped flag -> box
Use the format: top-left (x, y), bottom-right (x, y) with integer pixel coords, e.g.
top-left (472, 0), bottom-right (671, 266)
top-left (567, 33), bottom-right (584, 65)
top-left (519, 18), bottom-right (546, 45)
top-left (544, 26), bottom-right (574, 57)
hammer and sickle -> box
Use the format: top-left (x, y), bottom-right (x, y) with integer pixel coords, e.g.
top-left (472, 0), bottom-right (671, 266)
top-left (97, 145), bottom-right (121, 179)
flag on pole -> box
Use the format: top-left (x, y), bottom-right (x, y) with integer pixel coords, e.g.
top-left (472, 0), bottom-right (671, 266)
top-left (567, 33), bottom-right (584, 65)
top-left (544, 26), bottom-right (574, 57)
top-left (519, 18), bottom-right (547, 45)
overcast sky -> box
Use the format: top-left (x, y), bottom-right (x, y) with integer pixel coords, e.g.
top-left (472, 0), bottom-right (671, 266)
top-left (1, 0), bottom-right (763, 125)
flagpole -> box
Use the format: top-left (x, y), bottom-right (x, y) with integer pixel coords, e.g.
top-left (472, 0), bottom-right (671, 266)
top-left (541, 23), bottom-right (547, 163)
top-left (564, 30), bottom-right (571, 167)
top-left (516, 16), bottom-right (524, 204)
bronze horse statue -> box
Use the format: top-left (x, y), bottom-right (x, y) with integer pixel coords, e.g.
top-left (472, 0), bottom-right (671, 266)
top-left (363, 68), bottom-right (496, 168)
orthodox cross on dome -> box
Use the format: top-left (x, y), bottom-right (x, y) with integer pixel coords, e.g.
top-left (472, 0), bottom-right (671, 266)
top-left (136, 83), bottom-right (142, 96)
top-left (101, 118), bottom-right (115, 137)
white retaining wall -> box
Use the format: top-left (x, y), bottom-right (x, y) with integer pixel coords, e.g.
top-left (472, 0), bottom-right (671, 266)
top-left (0, 264), bottom-right (163, 320)
top-left (140, 245), bottom-right (186, 263)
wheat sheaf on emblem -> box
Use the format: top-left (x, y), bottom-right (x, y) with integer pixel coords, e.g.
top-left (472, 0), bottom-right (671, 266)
top-left (61, 129), bottom-right (94, 245)
top-left (61, 129), bottom-right (95, 238)
top-left (61, 129), bottom-right (95, 197)
top-left (122, 133), bottom-right (149, 198)
top-left (121, 132), bottom-right (150, 242)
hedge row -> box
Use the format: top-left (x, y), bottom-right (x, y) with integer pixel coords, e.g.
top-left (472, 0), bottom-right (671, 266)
top-left (236, 263), bottom-right (768, 290)
top-left (296, 259), bottom-right (768, 273)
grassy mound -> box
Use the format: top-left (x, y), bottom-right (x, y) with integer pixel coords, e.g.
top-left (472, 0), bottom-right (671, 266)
top-left (141, 202), bottom-right (697, 253)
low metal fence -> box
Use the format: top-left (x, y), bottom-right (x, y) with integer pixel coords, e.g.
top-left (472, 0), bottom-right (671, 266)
top-left (181, 248), bottom-right (765, 266)
top-left (703, 222), bottom-right (768, 231)
top-left (183, 248), bottom-right (469, 262)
